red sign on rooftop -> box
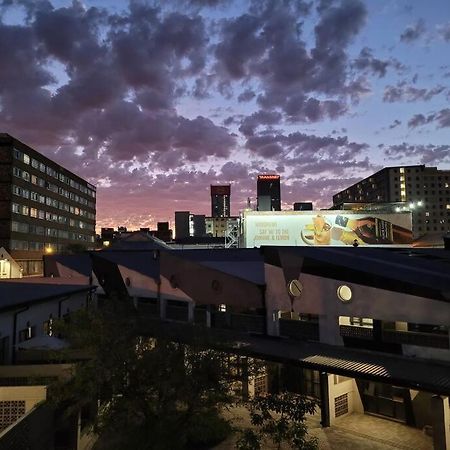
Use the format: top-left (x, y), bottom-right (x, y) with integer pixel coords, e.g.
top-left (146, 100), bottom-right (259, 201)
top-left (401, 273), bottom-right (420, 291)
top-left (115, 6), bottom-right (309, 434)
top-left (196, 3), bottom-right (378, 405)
top-left (258, 175), bottom-right (280, 180)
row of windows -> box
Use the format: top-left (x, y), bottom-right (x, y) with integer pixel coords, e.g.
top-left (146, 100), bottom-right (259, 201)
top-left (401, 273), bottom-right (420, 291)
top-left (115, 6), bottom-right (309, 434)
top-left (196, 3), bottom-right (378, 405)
top-left (11, 234), bottom-right (94, 251)
top-left (11, 203), bottom-right (95, 231)
top-left (12, 167), bottom-right (95, 209)
top-left (12, 185), bottom-right (95, 219)
top-left (11, 221), bottom-right (70, 239)
top-left (13, 148), bottom-right (96, 198)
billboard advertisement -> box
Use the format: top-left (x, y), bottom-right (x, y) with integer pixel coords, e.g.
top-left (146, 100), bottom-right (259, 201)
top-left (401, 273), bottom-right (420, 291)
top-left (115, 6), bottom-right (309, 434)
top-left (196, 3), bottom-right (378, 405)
top-left (243, 211), bottom-right (413, 248)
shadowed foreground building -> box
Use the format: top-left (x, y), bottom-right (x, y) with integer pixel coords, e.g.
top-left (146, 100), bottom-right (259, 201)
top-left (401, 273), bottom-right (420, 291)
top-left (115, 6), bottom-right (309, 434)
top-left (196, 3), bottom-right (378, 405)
top-left (0, 134), bottom-right (96, 275)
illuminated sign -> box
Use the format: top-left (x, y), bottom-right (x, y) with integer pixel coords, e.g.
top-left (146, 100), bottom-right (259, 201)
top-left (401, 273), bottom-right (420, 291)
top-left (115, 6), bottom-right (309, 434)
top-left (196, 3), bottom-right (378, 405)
top-left (243, 211), bottom-right (413, 248)
top-left (258, 175), bottom-right (280, 180)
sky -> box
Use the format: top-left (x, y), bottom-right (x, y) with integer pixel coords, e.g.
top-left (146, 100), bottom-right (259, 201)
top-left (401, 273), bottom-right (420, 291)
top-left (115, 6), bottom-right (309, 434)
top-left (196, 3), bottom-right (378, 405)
top-left (0, 0), bottom-right (449, 231)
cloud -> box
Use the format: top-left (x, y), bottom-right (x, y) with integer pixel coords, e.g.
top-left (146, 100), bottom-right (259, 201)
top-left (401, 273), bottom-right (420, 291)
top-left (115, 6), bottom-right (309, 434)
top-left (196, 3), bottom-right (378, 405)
top-left (400, 18), bottom-right (426, 42)
top-left (383, 83), bottom-right (445, 102)
top-left (389, 119), bottom-right (401, 129)
top-left (353, 47), bottom-right (404, 78)
top-left (407, 109), bottom-right (450, 129)
top-left (237, 89), bottom-right (256, 102)
top-left (239, 110), bottom-right (282, 137)
top-left (437, 21), bottom-right (450, 42)
top-left (384, 143), bottom-right (450, 164)
top-left (214, 0), bottom-right (367, 121)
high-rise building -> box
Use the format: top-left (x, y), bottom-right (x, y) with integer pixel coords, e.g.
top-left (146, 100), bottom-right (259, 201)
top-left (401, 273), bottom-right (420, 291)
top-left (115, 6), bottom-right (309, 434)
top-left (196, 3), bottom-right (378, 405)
top-left (257, 175), bottom-right (281, 211)
top-left (211, 185), bottom-right (231, 217)
top-left (0, 133), bottom-right (96, 275)
top-left (293, 202), bottom-right (313, 211)
top-left (333, 165), bottom-right (450, 237)
top-left (175, 211), bottom-right (206, 239)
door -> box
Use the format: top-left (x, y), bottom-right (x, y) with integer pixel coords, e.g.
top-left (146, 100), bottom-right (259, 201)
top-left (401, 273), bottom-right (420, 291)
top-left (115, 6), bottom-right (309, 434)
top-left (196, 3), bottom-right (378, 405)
top-left (0, 260), bottom-right (10, 278)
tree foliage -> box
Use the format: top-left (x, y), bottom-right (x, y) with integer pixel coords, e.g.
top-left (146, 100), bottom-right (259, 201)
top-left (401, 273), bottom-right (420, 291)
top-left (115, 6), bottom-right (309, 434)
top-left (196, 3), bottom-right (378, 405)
top-left (51, 297), bottom-right (318, 450)
top-left (236, 392), bottom-right (318, 450)
top-left (51, 299), bottom-right (233, 450)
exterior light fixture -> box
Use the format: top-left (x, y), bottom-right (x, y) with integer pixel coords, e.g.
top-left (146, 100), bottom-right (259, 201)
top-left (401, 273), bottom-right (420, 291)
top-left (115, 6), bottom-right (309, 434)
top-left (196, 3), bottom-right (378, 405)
top-left (103, 240), bottom-right (110, 247)
top-left (417, 201), bottom-right (423, 207)
top-left (287, 279), bottom-right (303, 297)
top-left (337, 285), bottom-right (352, 303)
top-left (45, 246), bottom-right (53, 254)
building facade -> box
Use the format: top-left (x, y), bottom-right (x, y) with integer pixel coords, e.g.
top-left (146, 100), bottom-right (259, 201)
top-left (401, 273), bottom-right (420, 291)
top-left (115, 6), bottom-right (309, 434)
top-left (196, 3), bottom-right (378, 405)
top-left (0, 134), bottom-right (96, 275)
top-left (333, 165), bottom-right (450, 238)
top-left (257, 175), bottom-right (281, 211)
top-left (211, 185), bottom-right (231, 218)
top-left (293, 202), bottom-right (313, 211)
top-left (205, 216), bottom-right (239, 238)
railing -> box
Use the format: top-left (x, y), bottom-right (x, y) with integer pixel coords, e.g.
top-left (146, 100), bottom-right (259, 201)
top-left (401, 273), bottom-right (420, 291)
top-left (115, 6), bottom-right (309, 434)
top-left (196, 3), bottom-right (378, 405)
top-left (340, 325), bottom-right (374, 341)
top-left (279, 319), bottom-right (319, 341)
top-left (382, 329), bottom-right (450, 349)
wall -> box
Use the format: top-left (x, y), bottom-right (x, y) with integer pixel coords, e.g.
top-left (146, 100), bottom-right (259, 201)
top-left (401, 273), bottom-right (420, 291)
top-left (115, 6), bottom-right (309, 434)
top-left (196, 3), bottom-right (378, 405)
top-left (327, 375), bottom-right (364, 425)
top-left (0, 385), bottom-right (46, 414)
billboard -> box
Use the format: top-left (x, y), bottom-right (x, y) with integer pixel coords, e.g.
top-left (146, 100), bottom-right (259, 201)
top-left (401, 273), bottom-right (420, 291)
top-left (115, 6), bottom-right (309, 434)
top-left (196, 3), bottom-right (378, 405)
top-left (243, 211), bottom-right (413, 248)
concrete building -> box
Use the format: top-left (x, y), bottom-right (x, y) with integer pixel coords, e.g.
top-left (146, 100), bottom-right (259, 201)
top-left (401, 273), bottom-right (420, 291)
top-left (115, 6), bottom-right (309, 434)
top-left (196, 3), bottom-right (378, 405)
top-left (257, 175), bottom-right (281, 211)
top-left (88, 245), bottom-right (450, 449)
top-left (332, 165), bottom-right (450, 238)
top-left (175, 211), bottom-right (206, 239)
top-left (293, 202), bottom-right (313, 211)
top-left (0, 134), bottom-right (96, 275)
top-left (211, 185), bottom-right (231, 218)
top-left (205, 216), bottom-right (239, 238)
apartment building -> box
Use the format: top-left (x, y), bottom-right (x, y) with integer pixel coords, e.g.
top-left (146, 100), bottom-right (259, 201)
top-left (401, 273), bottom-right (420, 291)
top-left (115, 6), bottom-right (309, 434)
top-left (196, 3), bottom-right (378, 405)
top-left (0, 134), bottom-right (96, 275)
top-left (333, 165), bottom-right (450, 238)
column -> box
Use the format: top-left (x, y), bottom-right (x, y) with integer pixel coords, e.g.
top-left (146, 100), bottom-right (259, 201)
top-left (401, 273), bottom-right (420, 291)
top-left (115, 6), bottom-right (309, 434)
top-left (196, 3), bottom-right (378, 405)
top-left (160, 297), bottom-right (167, 320)
top-left (431, 395), bottom-right (450, 450)
top-left (187, 302), bottom-right (194, 323)
top-left (266, 309), bottom-right (280, 337)
top-left (319, 371), bottom-right (330, 428)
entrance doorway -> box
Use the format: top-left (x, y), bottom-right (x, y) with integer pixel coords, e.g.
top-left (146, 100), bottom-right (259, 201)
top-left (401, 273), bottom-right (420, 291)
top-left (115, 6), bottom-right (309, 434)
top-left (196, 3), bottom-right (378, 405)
top-left (0, 259), bottom-right (10, 278)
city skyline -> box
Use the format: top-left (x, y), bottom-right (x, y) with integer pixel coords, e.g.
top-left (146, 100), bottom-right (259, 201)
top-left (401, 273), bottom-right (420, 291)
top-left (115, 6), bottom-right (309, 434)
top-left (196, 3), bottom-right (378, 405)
top-left (1, 0), bottom-right (449, 230)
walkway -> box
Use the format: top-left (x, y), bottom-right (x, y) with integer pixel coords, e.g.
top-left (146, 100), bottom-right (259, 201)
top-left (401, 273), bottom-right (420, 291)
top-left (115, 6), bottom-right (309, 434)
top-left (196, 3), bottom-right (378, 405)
top-left (214, 408), bottom-right (432, 450)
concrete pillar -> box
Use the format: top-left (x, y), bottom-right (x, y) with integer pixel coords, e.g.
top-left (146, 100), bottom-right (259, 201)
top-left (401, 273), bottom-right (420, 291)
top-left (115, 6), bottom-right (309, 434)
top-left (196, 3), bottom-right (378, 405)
top-left (160, 297), bottom-right (167, 320)
top-left (431, 395), bottom-right (450, 450)
top-left (319, 314), bottom-right (343, 346)
top-left (319, 371), bottom-right (330, 428)
top-left (187, 302), bottom-right (194, 323)
top-left (206, 305), bottom-right (212, 328)
top-left (266, 309), bottom-right (280, 337)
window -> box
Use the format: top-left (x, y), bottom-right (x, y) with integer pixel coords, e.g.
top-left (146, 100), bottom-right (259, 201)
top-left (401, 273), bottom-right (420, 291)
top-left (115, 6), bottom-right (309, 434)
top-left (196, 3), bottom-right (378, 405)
top-left (18, 321), bottom-right (34, 342)
top-left (11, 222), bottom-right (28, 233)
top-left (23, 154), bottom-right (30, 164)
top-left (30, 208), bottom-right (38, 218)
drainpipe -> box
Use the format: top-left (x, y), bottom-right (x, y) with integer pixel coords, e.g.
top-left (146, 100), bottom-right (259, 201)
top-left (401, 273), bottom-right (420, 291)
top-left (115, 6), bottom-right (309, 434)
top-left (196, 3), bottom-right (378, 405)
top-left (58, 295), bottom-right (70, 319)
top-left (12, 306), bottom-right (29, 364)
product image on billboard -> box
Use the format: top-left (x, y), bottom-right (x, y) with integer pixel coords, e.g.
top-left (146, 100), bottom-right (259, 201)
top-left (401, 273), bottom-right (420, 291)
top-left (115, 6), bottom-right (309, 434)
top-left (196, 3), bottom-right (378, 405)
top-left (243, 211), bottom-right (413, 247)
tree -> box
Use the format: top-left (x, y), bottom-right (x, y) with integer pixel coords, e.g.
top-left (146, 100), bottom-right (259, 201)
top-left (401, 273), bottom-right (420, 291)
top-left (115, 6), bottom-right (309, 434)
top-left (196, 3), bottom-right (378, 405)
top-left (236, 391), bottom-right (318, 450)
top-left (51, 298), bottom-right (234, 450)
